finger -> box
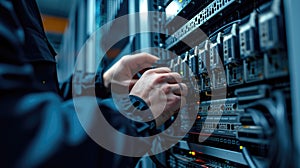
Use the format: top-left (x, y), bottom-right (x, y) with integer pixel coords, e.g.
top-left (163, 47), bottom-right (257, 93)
top-left (132, 52), bottom-right (159, 62)
top-left (127, 53), bottom-right (159, 69)
top-left (169, 83), bottom-right (188, 96)
top-left (167, 95), bottom-right (184, 112)
top-left (147, 67), bottom-right (171, 74)
top-left (154, 95), bottom-right (186, 127)
top-left (149, 71), bottom-right (182, 84)
top-left (180, 96), bottom-right (187, 107)
top-left (161, 72), bottom-right (182, 83)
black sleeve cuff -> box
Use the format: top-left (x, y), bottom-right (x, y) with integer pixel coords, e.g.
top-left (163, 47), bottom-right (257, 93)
top-left (129, 95), bottom-right (157, 135)
top-left (95, 67), bottom-right (111, 98)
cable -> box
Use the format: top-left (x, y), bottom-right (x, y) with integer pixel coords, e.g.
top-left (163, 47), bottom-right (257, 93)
top-left (242, 147), bottom-right (257, 168)
top-left (241, 107), bottom-right (273, 168)
top-left (240, 91), bottom-right (291, 168)
top-left (272, 91), bottom-right (292, 168)
top-left (247, 108), bottom-right (272, 134)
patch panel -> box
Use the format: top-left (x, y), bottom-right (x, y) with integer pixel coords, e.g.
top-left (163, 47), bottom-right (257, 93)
top-left (202, 136), bottom-right (241, 150)
top-left (188, 132), bottom-right (242, 152)
top-left (201, 115), bottom-right (239, 123)
top-left (200, 101), bottom-right (225, 116)
top-left (186, 98), bottom-right (243, 152)
top-left (198, 98), bottom-right (240, 115)
top-left (188, 124), bottom-right (242, 152)
top-left (200, 122), bottom-right (241, 132)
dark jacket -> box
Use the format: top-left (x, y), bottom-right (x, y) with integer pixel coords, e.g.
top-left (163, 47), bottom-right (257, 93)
top-left (0, 0), bottom-right (147, 167)
top-left (12, 0), bottom-right (59, 93)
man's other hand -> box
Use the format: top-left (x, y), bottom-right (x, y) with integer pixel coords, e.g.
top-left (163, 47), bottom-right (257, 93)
top-left (130, 67), bottom-right (188, 127)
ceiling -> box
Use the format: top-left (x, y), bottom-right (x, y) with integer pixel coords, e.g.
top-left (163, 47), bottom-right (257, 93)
top-left (36, 0), bottom-right (75, 17)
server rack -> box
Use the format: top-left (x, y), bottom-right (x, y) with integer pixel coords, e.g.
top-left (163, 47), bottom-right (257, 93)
top-left (153, 0), bottom-right (297, 167)
top-left (57, 0), bottom-right (299, 167)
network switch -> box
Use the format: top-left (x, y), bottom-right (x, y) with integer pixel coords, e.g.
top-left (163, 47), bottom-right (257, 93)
top-left (160, 1), bottom-right (290, 165)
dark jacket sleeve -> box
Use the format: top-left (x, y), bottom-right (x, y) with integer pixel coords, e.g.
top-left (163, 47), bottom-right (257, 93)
top-left (0, 1), bottom-right (99, 167)
top-left (0, 1), bottom-right (152, 168)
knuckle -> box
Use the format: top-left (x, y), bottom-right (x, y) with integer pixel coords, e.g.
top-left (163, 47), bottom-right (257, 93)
top-left (182, 83), bottom-right (188, 91)
top-left (171, 73), bottom-right (182, 82)
top-left (141, 52), bottom-right (150, 56)
top-left (162, 85), bottom-right (171, 93)
top-left (173, 72), bottom-right (181, 77)
top-left (170, 95), bottom-right (180, 103)
top-left (153, 75), bottom-right (164, 83)
top-left (120, 55), bottom-right (129, 64)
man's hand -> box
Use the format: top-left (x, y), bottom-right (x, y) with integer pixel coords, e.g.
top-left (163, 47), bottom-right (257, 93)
top-left (103, 53), bottom-right (159, 90)
top-left (102, 52), bottom-right (188, 127)
top-left (130, 67), bottom-right (188, 127)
